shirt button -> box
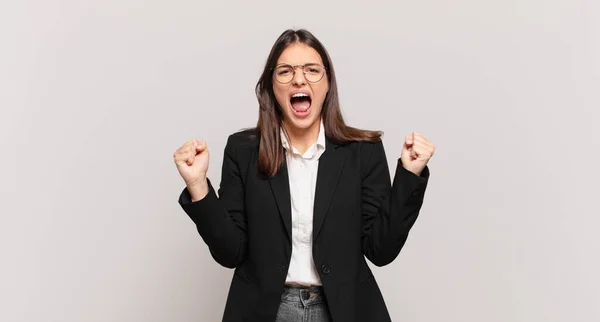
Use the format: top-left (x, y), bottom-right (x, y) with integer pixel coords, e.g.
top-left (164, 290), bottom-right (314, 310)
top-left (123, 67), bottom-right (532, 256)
top-left (321, 264), bottom-right (331, 275)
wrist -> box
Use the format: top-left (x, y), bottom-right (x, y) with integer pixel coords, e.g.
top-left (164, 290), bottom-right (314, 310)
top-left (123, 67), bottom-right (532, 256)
top-left (187, 176), bottom-right (209, 202)
top-left (402, 163), bottom-right (422, 177)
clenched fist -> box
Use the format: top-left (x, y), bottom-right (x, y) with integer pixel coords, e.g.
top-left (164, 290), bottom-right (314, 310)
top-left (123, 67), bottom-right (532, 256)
top-left (401, 132), bottom-right (435, 176)
top-left (174, 138), bottom-right (210, 201)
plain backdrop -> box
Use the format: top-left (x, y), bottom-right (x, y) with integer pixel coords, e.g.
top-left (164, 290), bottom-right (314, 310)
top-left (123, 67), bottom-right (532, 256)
top-left (1, 0), bottom-right (599, 321)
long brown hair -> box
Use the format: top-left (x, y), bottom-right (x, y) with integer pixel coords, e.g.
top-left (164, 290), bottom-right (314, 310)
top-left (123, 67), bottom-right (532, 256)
top-left (255, 29), bottom-right (382, 178)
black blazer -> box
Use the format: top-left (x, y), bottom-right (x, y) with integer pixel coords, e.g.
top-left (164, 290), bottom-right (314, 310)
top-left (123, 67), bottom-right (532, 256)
top-left (178, 128), bottom-right (430, 322)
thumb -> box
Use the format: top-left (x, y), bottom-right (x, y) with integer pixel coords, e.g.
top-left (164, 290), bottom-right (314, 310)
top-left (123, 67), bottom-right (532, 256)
top-left (195, 140), bottom-right (207, 153)
top-left (401, 136), bottom-right (411, 157)
top-left (404, 134), bottom-right (414, 148)
top-left (403, 134), bottom-right (418, 160)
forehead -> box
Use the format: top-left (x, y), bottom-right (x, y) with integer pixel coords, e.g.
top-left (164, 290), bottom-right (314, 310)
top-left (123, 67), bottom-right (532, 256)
top-left (277, 42), bottom-right (323, 65)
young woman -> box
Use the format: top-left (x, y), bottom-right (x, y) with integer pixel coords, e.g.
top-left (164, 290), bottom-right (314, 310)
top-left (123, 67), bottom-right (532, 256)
top-left (173, 29), bottom-right (435, 322)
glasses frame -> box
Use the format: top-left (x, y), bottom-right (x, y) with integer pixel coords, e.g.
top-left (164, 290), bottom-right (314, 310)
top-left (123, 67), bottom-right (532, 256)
top-left (272, 63), bottom-right (327, 84)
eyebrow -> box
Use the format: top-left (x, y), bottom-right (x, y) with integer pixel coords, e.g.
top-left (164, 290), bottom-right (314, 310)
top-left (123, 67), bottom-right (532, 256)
top-left (276, 62), bottom-right (321, 66)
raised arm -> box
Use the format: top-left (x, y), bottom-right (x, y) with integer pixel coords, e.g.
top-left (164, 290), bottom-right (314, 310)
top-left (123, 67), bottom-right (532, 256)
top-left (175, 135), bottom-right (248, 268)
top-left (361, 138), bottom-right (432, 266)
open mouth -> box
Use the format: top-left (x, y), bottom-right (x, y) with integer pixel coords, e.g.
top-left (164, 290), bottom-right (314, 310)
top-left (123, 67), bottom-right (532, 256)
top-left (290, 93), bottom-right (312, 117)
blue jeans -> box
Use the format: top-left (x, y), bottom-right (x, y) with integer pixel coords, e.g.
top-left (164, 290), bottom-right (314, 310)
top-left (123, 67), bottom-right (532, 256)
top-left (275, 286), bottom-right (332, 322)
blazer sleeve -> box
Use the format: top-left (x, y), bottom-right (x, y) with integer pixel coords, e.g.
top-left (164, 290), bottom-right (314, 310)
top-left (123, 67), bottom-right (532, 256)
top-left (361, 140), bottom-right (430, 267)
top-left (177, 135), bottom-right (248, 269)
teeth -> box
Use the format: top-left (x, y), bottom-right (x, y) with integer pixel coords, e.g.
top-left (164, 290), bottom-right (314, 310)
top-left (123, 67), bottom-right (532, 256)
top-left (292, 93), bottom-right (309, 98)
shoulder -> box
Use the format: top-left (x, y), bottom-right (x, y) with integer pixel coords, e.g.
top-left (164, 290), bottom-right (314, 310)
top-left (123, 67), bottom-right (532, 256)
top-left (326, 125), bottom-right (385, 159)
top-left (224, 127), bottom-right (260, 153)
top-left (331, 139), bottom-right (387, 177)
top-left (228, 127), bottom-right (260, 143)
top-left (344, 140), bottom-right (390, 179)
top-left (337, 138), bottom-right (386, 159)
top-left (357, 140), bottom-right (387, 171)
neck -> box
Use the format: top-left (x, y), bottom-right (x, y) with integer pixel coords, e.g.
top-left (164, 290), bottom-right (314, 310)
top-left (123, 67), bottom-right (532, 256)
top-left (283, 119), bottom-right (321, 155)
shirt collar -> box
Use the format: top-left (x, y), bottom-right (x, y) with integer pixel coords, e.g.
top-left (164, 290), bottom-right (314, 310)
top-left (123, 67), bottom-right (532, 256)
top-left (280, 119), bottom-right (326, 156)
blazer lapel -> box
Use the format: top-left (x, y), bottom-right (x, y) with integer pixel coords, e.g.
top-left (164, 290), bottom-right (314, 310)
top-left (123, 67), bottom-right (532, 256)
top-left (268, 162), bottom-right (292, 242)
top-left (268, 139), bottom-right (347, 244)
top-left (313, 139), bottom-right (346, 241)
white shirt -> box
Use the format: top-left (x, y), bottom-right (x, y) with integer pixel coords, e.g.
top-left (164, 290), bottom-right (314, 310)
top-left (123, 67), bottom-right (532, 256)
top-left (280, 120), bottom-right (326, 286)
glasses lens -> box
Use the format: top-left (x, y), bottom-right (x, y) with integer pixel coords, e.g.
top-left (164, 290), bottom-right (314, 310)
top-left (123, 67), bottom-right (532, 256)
top-left (274, 64), bottom-right (325, 83)
top-left (304, 64), bottom-right (324, 82)
top-left (275, 65), bottom-right (294, 83)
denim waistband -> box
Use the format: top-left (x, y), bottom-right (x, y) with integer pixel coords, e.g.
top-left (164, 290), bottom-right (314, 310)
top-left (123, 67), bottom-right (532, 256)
top-left (281, 285), bottom-right (326, 305)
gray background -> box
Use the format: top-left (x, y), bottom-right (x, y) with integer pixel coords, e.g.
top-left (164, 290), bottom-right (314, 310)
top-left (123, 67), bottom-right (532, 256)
top-left (2, 0), bottom-right (599, 321)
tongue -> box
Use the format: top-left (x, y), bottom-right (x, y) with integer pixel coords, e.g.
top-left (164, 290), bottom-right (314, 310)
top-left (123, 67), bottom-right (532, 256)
top-left (292, 100), bottom-right (311, 112)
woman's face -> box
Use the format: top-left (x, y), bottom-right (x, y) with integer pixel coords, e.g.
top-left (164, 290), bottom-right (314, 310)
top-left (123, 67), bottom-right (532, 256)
top-left (272, 42), bottom-right (329, 133)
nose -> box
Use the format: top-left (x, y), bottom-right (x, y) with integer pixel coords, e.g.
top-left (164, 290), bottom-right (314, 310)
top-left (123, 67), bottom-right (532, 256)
top-left (291, 67), bottom-right (306, 86)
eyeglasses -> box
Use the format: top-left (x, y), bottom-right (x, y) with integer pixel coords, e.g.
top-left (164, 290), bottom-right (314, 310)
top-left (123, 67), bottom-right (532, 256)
top-left (273, 63), bottom-right (326, 84)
